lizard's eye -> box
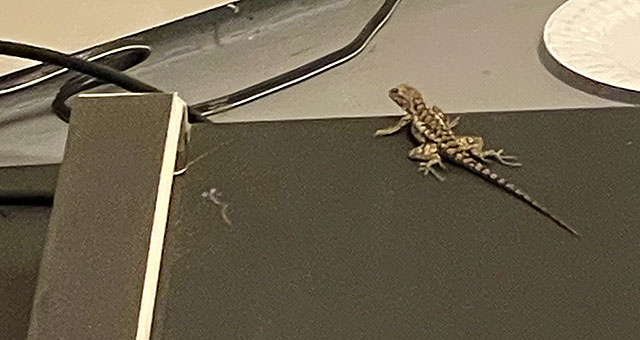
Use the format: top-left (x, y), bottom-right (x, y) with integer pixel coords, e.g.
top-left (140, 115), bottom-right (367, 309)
top-left (389, 88), bottom-right (399, 94)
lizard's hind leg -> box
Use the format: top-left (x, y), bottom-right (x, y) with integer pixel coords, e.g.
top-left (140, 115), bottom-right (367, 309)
top-left (458, 136), bottom-right (521, 167)
top-left (409, 143), bottom-right (447, 181)
top-left (478, 148), bottom-right (521, 167)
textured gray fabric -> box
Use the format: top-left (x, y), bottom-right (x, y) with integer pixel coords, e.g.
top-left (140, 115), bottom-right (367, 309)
top-left (0, 0), bottom-right (632, 167)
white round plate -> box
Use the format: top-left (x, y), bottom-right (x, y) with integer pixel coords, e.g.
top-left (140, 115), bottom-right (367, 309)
top-left (543, 0), bottom-right (640, 91)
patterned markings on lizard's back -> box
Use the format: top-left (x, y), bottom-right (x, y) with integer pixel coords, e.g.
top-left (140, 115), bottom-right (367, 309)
top-left (377, 83), bottom-right (580, 237)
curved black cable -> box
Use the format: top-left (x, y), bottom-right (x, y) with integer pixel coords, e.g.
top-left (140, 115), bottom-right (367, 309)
top-left (0, 41), bottom-right (162, 93)
top-left (0, 193), bottom-right (53, 206)
top-left (0, 41), bottom-right (208, 123)
top-left (0, 39), bottom-right (150, 95)
top-left (52, 46), bottom-right (151, 122)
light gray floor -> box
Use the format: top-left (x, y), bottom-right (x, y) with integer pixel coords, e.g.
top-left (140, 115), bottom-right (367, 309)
top-left (0, 0), bottom-right (633, 167)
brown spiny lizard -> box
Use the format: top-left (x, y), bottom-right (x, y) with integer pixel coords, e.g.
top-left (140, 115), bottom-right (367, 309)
top-left (375, 84), bottom-right (580, 238)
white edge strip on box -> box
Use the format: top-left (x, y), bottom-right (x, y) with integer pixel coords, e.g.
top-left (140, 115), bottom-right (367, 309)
top-left (135, 93), bottom-right (186, 340)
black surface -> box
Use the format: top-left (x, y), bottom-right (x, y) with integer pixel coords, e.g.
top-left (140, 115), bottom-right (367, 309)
top-left (0, 164), bottom-right (58, 205)
top-left (0, 206), bottom-right (50, 340)
top-left (152, 107), bottom-right (640, 339)
top-left (2, 107), bottom-right (640, 338)
top-left (0, 165), bottom-right (56, 339)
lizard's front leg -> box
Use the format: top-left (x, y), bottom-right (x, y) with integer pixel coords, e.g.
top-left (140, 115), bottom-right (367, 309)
top-left (447, 116), bottom-right (460, 129)
top-left (374, 113), bottom-right (412, 136)
top-left (457, 136), bottom-right (521, 167)
top-left (409, 143), bottom-right (447, 181)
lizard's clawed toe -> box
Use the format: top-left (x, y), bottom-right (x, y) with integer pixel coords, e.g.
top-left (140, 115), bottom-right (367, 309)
top-left (419, 162), bottom-right (446, 181)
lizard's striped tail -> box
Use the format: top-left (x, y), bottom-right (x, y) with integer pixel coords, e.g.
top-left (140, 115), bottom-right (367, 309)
top-left (456, 154), bottom-right (580, 238)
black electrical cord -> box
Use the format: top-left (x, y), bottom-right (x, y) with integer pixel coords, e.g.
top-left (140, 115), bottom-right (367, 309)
top-left (0, 41), bottom-right (162, 93)
top-left (0, 194), bottom-right (53, 206)
top-left (51, 46), bottom-right (153, 122)
top-left (0, 39), bottom-right (150, 95)
top-left (1, 0), bottom-right (401, 123)
top-left (0, 40), bottom-right (208, 123)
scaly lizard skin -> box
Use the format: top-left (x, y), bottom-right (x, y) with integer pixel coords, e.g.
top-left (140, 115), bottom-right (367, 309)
top-left (375, 84), bottom-right (580, 238)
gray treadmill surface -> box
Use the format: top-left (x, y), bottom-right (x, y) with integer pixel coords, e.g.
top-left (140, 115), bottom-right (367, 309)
top-left (0, 0), bottom-right (633, 167)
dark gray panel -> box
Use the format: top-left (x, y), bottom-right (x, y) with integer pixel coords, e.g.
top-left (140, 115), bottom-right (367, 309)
top-left (0, 164), bottom-right (57, 205)
top-left (27, 94), bottom-right (180, 340)
top-left (0, 206), bottom-right (50, 340)
top-left (153, 107), bottom-right (640, 339)
top-left (0, 166), bottom-right (56, 339)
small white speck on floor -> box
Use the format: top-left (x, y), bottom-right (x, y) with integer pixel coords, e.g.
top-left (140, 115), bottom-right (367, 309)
top-left (202, 187), bottom-right (232, 225)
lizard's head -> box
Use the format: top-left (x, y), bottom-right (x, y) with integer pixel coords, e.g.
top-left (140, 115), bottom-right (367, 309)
top-left (388, 84), bottom-right (422, 112)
